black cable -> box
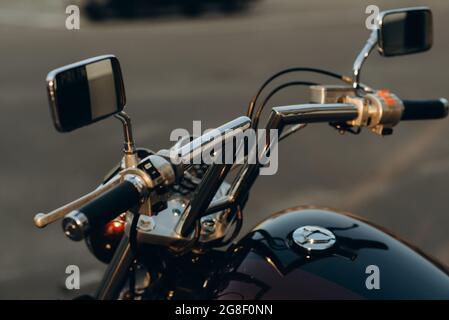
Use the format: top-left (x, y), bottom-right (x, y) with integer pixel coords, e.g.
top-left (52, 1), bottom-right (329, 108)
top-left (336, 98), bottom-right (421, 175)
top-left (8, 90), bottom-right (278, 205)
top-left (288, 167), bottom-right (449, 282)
top-left (253, 80), bottom-right (318, 129)
top-left (129, 213), bottom-right (140, 257)
top-left (128, 212), bottom-right (140, 299)
top-left (247, 67), bottom-right (346, 120)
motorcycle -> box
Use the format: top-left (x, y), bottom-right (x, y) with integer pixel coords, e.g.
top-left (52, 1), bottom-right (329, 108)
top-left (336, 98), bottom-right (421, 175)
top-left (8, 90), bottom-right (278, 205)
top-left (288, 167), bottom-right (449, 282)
top-left (35, 6), bottom-right (449, 299)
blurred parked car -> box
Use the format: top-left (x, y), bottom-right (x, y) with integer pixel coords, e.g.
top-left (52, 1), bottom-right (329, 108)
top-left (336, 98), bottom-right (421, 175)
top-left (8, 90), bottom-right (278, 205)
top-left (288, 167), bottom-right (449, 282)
top-left (84, 0), bottom-right (256, 20)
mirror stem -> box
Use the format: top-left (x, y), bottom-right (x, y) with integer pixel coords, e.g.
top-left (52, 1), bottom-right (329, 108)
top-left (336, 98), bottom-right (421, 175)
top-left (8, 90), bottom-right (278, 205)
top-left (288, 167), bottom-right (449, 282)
top-left (352, 29), bottom-right (377, 90)
top-left (115, 111), bottom-right (138, 168)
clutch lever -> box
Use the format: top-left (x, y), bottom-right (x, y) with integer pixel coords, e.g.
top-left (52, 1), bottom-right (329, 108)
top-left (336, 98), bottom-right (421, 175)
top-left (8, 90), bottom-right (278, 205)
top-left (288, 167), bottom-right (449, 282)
top-left (33, 175), bottom-right (122, 228)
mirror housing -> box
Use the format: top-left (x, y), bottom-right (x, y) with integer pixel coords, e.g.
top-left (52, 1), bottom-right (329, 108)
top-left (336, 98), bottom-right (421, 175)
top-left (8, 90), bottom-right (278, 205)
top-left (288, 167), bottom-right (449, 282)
top-left (47, 55), bottom-right (126, 132)
top-left (352, 7), bottom-right (433, 89)
top-left (378, 7), bottom-right (433, 57)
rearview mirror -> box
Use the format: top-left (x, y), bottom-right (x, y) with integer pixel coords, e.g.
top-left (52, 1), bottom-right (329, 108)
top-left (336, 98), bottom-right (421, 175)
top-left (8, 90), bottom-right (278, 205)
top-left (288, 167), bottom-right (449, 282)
top-left (378, 7), bottom-right (433, 57)
top-left (47, 55), bottom-right (126, 132)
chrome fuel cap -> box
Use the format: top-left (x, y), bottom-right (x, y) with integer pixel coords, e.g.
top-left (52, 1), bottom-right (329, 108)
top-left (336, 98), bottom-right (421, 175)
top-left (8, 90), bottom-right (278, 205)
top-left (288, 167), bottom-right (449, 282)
top-left (292, 226), bottom-right (336, 251)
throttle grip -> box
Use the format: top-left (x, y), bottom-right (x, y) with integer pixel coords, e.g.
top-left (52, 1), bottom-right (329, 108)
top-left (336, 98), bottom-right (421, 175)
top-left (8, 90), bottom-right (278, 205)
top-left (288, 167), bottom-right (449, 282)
top-left (401, 98), bottom-right (448, 121)
top-left (62, 177), bottom-right (144, 241)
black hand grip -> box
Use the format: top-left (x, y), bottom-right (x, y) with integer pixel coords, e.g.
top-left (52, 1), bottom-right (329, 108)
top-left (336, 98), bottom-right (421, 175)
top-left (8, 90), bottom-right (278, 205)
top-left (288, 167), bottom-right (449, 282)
top-left (62, 180), bottom-right (142, 241)
top-left (401, 99), bottom-right (448, 121)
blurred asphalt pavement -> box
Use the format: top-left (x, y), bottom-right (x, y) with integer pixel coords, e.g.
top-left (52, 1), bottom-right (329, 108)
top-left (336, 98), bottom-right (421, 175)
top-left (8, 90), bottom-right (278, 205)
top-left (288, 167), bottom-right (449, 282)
top-left (0, 0), bottom-right (448, 298)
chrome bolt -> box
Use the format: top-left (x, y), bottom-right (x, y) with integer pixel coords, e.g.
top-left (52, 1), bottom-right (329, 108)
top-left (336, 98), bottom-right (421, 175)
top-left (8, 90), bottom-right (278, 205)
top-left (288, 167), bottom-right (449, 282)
top-left (202, 219), bottom-right (216, 233)
top-left (138, 216), bottom-right (155, 232)
top-left (172, 208), bottom-right (181, 216)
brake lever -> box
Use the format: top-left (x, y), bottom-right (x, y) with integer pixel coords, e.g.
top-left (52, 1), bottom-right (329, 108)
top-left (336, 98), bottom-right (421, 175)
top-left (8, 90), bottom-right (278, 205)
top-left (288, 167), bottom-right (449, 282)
top-left (33, 175), bottom-right (121, 228)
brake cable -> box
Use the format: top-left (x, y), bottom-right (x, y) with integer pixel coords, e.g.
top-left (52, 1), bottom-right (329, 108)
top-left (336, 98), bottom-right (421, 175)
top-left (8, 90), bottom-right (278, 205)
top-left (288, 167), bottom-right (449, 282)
top-left (253, 80), bottom-right (318, 129)
top-left (247, 67), bottom-right (348, 121)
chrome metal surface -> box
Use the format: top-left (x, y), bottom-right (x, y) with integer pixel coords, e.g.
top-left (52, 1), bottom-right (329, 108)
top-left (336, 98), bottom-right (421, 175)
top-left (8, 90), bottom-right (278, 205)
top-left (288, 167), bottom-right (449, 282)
top-left (310, 85), bottom-right (356, 104)
top-left (198, 182), bottom-right (232, 243)
top-left (62, 210), bottom-right (90, 241)
top-left (132, 198), bottom-right (194, 247)
top-left (133, 180), bottom-right (232, 246)
top-left (46, 55), bottom-right (118, 83)
top-left (291, 225), bottom-right (336, 251)
top-left (120, 168), bottom-right (154, 189)
top-left (199, 209), bottom-right (232, 242)
top-left (179, 164), bottom-right (232, 237)
top-left (121, 155), bottom-right (175, 189)
top-left (365, 92), bottom-right (404, 135)
top-left (145, 155), bottom-right (176, 186)
top-left (138, 215), bottom-right (156, 232)
top-left (279, 123), bottom-right (307, 141)
top-left (172, 116), bottom-right (251, 169)
top-left (352, 29), bottom-right (377, 89)
top-left (123, 174), bottom-right (147, 195)
top-left (344, 91), bottom-right (404, 135)
top-left (270, 103), bottom-right (359, 127)
top-left (33, 175), bottom-right (121, 228)
top-left (120, 155), bottom-right (176, 216)
top-left (115, 111), bottom-right (138, 168)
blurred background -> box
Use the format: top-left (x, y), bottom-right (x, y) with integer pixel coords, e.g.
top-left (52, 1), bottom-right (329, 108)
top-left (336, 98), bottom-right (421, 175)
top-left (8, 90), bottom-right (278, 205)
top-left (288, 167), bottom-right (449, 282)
top-left (0, 0), bottom-right (448, 299)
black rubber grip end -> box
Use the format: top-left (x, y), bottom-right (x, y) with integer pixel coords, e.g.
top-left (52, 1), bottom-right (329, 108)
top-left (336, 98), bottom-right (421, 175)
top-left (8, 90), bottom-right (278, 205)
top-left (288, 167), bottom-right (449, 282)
top-left (402, 99), bottom-right (449, 121)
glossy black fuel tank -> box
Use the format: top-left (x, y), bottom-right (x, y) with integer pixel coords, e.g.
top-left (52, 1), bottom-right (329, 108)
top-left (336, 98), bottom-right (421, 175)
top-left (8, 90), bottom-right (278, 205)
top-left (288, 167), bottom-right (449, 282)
top-left (215, 206), bottom-right (449, 299)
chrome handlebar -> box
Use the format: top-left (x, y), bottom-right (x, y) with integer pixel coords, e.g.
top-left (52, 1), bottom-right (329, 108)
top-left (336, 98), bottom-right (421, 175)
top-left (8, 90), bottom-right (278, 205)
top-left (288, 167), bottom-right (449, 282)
top-left (30, 102), bottom-right (387, 230)
top-left (33, 117), bottom-right (251, 231)
top-left (35, 92), bottom-right (444, 244)
top-left (168, 116), bottom-right (251, 170)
